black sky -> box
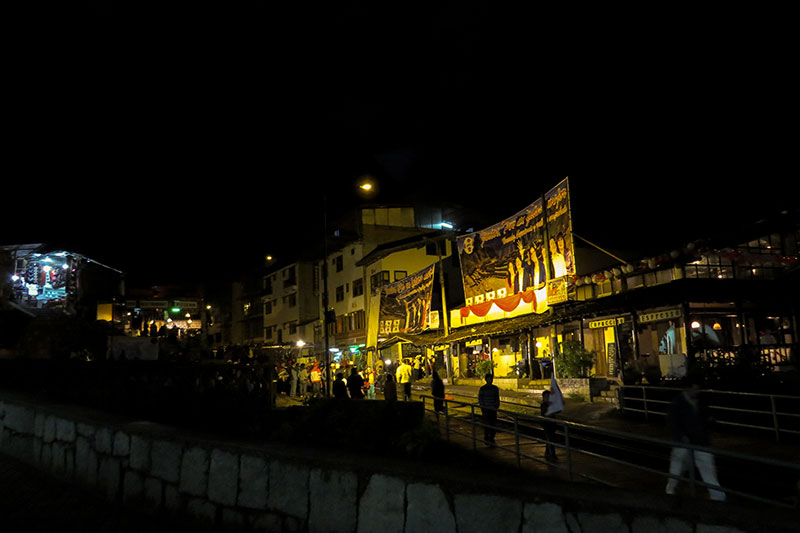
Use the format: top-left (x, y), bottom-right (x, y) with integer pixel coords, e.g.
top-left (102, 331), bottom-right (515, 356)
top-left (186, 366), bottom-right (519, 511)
top-left (3, 6), bottom-right (795, 289)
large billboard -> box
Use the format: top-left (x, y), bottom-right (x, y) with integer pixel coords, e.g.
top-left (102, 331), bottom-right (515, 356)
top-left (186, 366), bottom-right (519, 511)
top-left (456, 177), bottom-right (575, 315)
top-left (378, 263), bottom-right (436, 336)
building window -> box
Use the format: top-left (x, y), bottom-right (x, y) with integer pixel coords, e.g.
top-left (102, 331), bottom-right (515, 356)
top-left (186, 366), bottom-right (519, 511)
top-left (264, 301), bottom-right (272, 315)
top-left (335, 255), bottom-right (343, 272)
top-left (353, 278), bottom-right (364, 297)
top-left (265, 326), bottom-right (274, 340)
top-left (371, 271), bottom-right (390, 292)
top-left (394, 271), bottom-right (407, 281)
top-left (263, 276), bottom-right (272, 293)
top-left (289, 322), bottom-right (297, 335)
top-left (336, 285), bottom-right (345, 302)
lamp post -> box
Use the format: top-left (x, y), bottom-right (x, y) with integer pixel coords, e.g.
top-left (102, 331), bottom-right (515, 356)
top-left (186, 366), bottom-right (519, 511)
top-left (321, 178), bottom-right (376, 397)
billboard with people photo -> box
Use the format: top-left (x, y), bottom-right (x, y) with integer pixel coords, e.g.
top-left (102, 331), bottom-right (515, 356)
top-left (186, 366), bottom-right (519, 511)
top-left (378, 264), bottom-right (436, 335)
top-left (456, 177), bottom-right (575, 317)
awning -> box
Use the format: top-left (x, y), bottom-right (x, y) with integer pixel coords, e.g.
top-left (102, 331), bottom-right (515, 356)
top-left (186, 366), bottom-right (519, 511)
top-left (376, 331), bottom-right (443, 350)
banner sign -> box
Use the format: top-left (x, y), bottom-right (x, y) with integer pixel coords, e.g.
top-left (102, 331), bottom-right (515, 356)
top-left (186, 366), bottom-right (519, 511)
top-left (457, 199), bottom-right (546, 303)
top-left (379, 264), bottom-right (436, 335)
top-left (456, 177), bottom-right (575, 315)
top-left (545, 178), bottom-right (576, 279)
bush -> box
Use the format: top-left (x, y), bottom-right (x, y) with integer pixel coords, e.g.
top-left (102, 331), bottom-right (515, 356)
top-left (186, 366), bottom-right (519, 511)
top-left (476, 359), bottom-right (497, 378)
top-left (555, 340), bottom-right (595, 378)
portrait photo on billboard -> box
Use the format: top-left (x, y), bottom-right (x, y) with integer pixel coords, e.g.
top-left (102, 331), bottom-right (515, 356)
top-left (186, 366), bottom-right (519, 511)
top-left (545, 178), bottom-right (576, 279)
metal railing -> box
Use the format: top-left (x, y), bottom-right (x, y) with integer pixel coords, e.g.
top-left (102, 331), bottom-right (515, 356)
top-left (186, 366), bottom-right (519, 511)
top-left (419, 394), bottom-right (800, 510)
top-left (620, 386), bottom-right (800, 443)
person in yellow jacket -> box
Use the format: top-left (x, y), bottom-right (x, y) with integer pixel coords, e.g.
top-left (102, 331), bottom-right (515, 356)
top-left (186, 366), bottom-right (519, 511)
top-left (396, 359), bottom-right (413, 401)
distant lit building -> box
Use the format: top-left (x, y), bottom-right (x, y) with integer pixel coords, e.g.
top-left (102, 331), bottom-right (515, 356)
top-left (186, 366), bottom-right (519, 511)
top-left (1, 243), bottom-right (123, 319)
top-left (316, 205), bottom-right (449, 365)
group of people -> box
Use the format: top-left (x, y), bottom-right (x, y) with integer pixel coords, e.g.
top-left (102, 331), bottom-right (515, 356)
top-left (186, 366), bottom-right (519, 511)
top-left (332, 367), bottom-right (378, 400)
top-left (276, 361), bottom-right (324, 397)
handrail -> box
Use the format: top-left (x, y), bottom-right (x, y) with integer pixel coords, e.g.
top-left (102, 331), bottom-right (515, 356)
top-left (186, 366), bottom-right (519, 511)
top-left (620, 385), bottom-right (800, 442)
top-left (419, 394), bottom-right (800, 510)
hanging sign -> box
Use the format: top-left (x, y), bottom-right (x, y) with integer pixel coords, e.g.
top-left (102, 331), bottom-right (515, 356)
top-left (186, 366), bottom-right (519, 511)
top-left (546, 277), bottom-right (569, 305)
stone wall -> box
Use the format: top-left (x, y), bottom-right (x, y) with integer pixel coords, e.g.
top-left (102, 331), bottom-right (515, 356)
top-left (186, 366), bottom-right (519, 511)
top-left (0, 392), bottom-right (784, 533)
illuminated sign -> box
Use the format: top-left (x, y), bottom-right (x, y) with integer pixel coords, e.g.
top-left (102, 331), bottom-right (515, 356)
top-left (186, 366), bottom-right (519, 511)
top-left (546, 277), bottom-right (569, 305)
top-left (588, 317), bottom-right (626, 329)
top-left (456, 178), bottom-right (575, 317)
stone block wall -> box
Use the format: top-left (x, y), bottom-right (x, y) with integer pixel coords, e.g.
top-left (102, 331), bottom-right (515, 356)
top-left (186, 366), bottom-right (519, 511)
top-left (0, 394), bottom-right (767, 532)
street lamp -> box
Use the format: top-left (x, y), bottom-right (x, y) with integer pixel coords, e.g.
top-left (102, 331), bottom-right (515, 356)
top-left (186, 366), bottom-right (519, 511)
top-left (321, 179), bottom-right (377, 397)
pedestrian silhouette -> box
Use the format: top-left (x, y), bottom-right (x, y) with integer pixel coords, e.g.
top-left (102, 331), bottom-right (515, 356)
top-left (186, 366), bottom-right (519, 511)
top-left (347, 368), bottom-right (365, 399)
top-left (540, 390), bottom-right (558, 461)
top-left (431, 370), bottom-right (446, 414)
top-left (477, 373), bottom-right (500, 446)
top-left (332, 373), bottom-right (349, 399)
top-left (665, 377), bottom-right (726, 501)
top-left (383, 373), bottom-right (398, 401)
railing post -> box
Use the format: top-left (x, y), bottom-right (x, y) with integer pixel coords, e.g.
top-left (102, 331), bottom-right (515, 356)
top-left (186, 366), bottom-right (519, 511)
top-left (471, 404), bottom-right (477, 451)
top-left (445, 400), bottom-right (451, 442)
top-left (564, 423), bottom-right (573, 481)
top-left (770, 395), bottom-right (780, 443)
top-left (642, 386), bottom-right (649, 422)
top-left (514, 414), bottom-right (521, 468)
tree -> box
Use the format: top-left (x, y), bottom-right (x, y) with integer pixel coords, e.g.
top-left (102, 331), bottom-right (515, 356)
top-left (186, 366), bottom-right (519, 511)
top-left (555, 340), bottom-right (594, 378)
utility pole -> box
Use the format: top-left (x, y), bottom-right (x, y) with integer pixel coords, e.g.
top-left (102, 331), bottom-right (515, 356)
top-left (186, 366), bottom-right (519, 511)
top-left (322, 193), bottom-right (331, 397)
top-left (437, 237), bottom-right (451, 381)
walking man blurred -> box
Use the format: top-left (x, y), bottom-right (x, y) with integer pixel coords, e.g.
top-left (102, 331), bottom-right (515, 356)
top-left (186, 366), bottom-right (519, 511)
top-left (478, 373), bottom-right (500, 446)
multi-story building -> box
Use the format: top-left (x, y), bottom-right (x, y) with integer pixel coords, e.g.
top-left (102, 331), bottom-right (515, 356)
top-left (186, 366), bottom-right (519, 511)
top-left (262, 260), bottom-right (319, 356)
top-left (315, 204), bottom-right (450, 365)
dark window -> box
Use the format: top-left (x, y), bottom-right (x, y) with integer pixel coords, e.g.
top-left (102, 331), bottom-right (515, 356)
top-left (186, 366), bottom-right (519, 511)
top-left (353, 278), bottom-right (364, 297)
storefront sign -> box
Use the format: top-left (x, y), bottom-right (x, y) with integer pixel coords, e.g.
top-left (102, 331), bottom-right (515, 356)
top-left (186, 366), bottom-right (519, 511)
top-left (638, 308), bottom-right (682, 324)
top-left (546, 277), bottom-right (568, 305)
top-left (139, 300), bottom-right (168, 309)
top-left (588, 317), bottom-right (625, 329)
top-left (465, 339), bottom-right (484, 347)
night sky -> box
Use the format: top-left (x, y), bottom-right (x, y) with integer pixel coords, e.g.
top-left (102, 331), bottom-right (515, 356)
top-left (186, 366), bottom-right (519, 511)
top-left (3, 6), bottom-right (794, 290)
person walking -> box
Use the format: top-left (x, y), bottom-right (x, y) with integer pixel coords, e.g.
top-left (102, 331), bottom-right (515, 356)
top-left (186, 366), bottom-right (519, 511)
top-left (332, 373), bottom-right (349, 399)
top-left (431, 370), bottom-right (446, 414)
top-left (347, 368), bottom-right (365, 399)
top-left (665, 378), bottom-right (726, 501)
top-left (383, 373), bottom-right (398, 401)
top-left (310, 363), bottom-right (322, 396)
top-left (396, 359), bottom-right (413, 401)
top-left (478, 373), bottom-right (500, 446)
top-left (288, 363), bottom-right (298, 397)
top-left (365, 368), bottom-right (376, 400)
top-left (297, 363), bottom-right (308, 396)
top-left (540, 390), bottom-right (558, 461)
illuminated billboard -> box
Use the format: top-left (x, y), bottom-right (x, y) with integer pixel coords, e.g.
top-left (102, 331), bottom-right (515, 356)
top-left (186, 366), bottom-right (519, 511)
top-left (378, 263), bottom-right (436, 335)
top-left (456, 178), bottom-right (575, 318)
